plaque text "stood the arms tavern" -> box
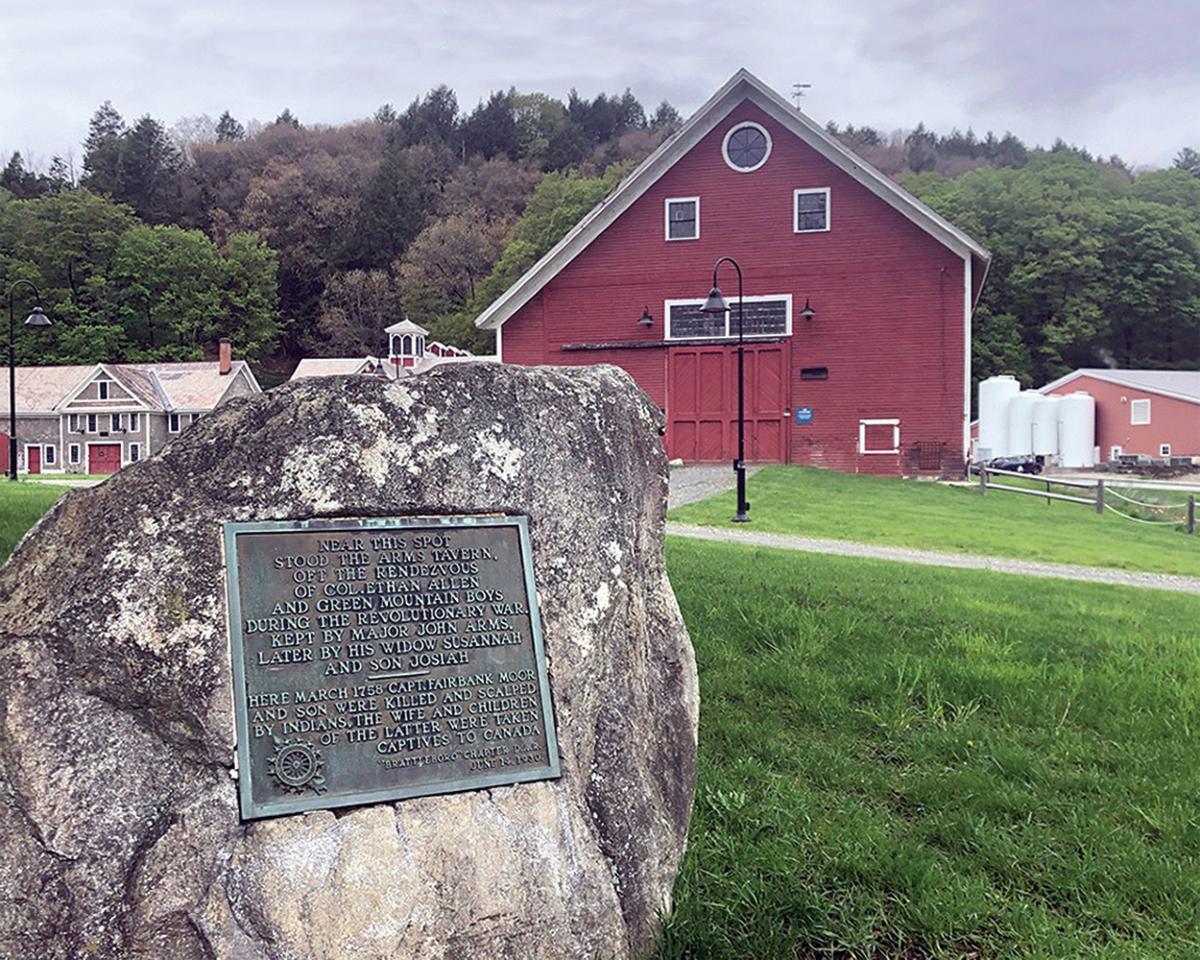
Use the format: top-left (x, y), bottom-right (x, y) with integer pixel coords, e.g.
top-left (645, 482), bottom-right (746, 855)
top-left (223, 516), bottom-right (560, 819)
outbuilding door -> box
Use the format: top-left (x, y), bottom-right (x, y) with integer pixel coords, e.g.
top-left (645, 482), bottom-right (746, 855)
top-left (667, 342), bottom-right (790, 463)
top-left (89, 443), bottom-right (122, 474)
top-left (26, 446), bottom-right (40, 474)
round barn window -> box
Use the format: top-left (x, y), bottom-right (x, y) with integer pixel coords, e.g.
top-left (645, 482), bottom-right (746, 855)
top-left (722, 122), bottom-right (772, 173)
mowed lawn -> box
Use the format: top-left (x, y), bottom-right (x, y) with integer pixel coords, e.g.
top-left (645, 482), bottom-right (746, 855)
top-left (0, 482), bottom-right (69, 561)
top-left (659, 538), bottom-right (1200, 959)
top-left (670, 466), bottom-right (1200, 578)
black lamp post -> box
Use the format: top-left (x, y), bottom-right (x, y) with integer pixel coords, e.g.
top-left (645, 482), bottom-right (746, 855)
top-left (7, 281), bottom-right (52, 481)
top-left (701, 257), bottom-right (750, 522)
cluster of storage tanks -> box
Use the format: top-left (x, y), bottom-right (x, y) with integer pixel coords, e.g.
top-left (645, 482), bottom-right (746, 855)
top-left (976, 375), bottom-right (1097, 467)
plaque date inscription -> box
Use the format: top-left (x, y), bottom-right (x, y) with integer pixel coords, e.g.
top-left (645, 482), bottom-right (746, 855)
top-left (223, 516), bottom-right (560, 819)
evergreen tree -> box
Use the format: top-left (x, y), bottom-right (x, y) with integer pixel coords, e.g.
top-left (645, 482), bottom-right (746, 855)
top-left (274, 108), bottom-right (301, 128)
top-left (1174, 147), bottom-right (1200, 177)
top-left (115, 115), bottom-right (182, 223)
top-left (46, 156), bottom-right (72, 190)
top-left (650, 101), bottom-right (682, 134)
top-left (215, 111), bottom-right (246, 142)
top-left (81, 101), bottom-right (125, 194)
top-left (0, 153), bottom-right (47, 199)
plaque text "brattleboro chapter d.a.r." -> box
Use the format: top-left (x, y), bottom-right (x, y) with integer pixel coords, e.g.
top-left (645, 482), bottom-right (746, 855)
top-left (223, 516), bottom-right (560, 819)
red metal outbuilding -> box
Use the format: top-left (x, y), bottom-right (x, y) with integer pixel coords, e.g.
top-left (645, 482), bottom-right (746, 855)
top-left (476, 70), bottom-right (991, 476)
top-left (1041, 370), bottom-right (1200, 461)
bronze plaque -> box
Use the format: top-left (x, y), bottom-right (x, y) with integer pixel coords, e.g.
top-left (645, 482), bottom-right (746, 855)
top-left (222, 516), bottom-right (560, 819)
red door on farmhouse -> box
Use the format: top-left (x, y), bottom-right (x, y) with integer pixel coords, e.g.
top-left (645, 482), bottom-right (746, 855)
top-left (26, 446), bottom-right (40, 474)
top-left (667, 343), bottom-right (790, 463)
top-left (89, 443), bottom-right (122, 474)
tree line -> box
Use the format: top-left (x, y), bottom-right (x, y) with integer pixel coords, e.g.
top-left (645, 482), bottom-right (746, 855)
top-left (1, 86), bottom-right (1197, 386)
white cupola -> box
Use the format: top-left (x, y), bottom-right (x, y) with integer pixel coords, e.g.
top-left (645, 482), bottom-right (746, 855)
top-left (384, 318), bottom-right (428, 371)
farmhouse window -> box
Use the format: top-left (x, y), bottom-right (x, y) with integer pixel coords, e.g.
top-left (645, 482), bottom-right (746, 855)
top-left (129, 412), bottom-right (140, 430)
top-left (666, 295), bottom-right (791, 340)
top-left (86, 414), bottom-right (97, 434)
top-left (69, 444), bottom-right (80, 465)
top-left (111, 413), bottom-right (122, 431)
top-left (859, 418), bottom-right (900, 454)
top-left (169, 413), bottom-right (181, 433)
top-left (794, 188), bottom-right (830, 233)
top-left (800, 366), bottom-right (828, 380)
top-left (68, 414), bottom-right (79, 432)
top-left (665, 198), bottom-right (699, 240)
top-left (98, 380), bottom-right (109, 400)
top-left (1130, 399), bottom-right (1150, 425)
top-left (129, 443), bottom-right (141, 463)
top-left (44, 444), bottom-right (56, 466)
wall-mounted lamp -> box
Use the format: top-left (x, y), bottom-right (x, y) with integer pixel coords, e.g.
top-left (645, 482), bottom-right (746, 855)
top-left (799, 298), bottom-right (816, 321)
top-left (639, 306), bottom-right (653, 327)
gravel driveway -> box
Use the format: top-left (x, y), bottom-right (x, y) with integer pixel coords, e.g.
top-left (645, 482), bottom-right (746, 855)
top-left (667, 464), bottom-right (762, 510)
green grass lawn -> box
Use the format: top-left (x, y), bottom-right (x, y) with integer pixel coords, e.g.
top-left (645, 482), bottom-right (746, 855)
top-left (660, 538), bottom-right (1200, 959)
top-left (0, 482), bottom-right (69, 561)
top-left (670, 466), bottom-right (1200, 578)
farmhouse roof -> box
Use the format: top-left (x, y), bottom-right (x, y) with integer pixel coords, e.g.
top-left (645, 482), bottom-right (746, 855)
top-left (476, 67), bottom-right (991, 331)
top-left (1041, 368), bottom-right (1200, 405)
top-left (0, 360), bottom-right (257, 415)
top-left (290, 357), bottom-right (374, 379)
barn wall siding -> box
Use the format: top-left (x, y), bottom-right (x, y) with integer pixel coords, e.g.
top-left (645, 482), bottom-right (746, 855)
top-left (500, 101), bottom-right (969, 475)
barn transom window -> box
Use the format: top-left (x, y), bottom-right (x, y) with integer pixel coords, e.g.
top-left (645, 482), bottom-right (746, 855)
top-left (722, 122), bottom-right (772, 173)
top-left (665, 295), bottom-right (792, 340)
top-left (794, 188), bottom-right (831, 232)
top-left (665, 197), bottom-right (699, 240)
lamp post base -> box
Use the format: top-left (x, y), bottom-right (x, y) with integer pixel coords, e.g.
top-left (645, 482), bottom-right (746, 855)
top-left (731, 512), bottom-right (750, 523)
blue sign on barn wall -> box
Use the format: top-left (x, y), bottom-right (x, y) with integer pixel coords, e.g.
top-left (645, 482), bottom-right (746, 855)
top-left (796, 407), bottom-right (814, 424)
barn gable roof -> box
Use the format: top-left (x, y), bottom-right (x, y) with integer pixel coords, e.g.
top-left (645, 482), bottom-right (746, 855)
top-left (1041, 368), bottom-right (1200, 406)
top-left (476, 67), bottom-right (991, 331)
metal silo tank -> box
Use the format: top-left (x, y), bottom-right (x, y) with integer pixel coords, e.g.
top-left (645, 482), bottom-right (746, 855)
top-left (977, 375), bottom-right (1019, 460)
top-left (1057, 392), bottom-right (1096, 468)
top-left (1006, 390), bottom-right (1040, 458)
top-left (1032, 395), bottom-right (1062, 458)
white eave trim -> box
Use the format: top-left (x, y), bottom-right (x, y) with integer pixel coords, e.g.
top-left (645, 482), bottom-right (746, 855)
top-left (475, 67), bottom-right (990, 331)
top-left (1040, 369), bottom-right (1200, 406)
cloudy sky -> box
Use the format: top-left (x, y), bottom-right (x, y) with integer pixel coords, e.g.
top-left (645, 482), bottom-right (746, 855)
top-left (3, 0), bottom-right (1198, 170)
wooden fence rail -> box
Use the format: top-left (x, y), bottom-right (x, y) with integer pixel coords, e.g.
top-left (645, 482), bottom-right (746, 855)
top-left (978, 467), bottom-right (1197, 534)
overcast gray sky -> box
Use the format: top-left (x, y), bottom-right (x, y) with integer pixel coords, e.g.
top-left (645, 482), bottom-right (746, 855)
top-left (2, 0), bottom-right (1198, 170)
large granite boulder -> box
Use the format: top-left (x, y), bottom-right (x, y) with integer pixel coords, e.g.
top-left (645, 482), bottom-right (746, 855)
top-left (0, 363), bottom-right (698, 959)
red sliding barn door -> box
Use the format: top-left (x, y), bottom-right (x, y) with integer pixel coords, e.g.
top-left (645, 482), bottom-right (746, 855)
top-left (667, 342), bottom-right (790, 463)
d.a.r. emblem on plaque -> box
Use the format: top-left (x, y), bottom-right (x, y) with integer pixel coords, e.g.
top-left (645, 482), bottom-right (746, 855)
top-left (267, 738), bottom-right (327, 794)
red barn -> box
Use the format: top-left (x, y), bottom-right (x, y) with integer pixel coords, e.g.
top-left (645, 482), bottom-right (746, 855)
top-left (1041, 369), bottom-right (1200, 462)
top-left (476, 69), bottom-right (991, 475)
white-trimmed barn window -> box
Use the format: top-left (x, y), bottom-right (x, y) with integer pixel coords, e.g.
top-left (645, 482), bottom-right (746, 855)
top-left (794, 188), bottom-right (830, 233)
top-left (1130, 398), bottom-right (1150, 425)
top-left (1160, 444), bottom-right (1172, 457)
top-left (665, 295), bottom-right (792, 340)
top-left (859, 419), bottom-right (900, 454)
top-left (664, 197), bottom-right (699, 241)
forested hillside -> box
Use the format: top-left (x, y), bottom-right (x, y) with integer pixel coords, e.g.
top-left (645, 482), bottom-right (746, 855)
top-left (1, 86), bottom-right (1197, 388)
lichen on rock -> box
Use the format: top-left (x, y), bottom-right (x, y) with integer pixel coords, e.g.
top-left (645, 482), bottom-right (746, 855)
top-left (0, 363), bottom-right (699, 960)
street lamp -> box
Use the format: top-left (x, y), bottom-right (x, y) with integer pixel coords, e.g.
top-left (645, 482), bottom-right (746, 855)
top-left (701, 257), bottom-right (750, 522)
top-left (7, 281), bottom-right (52, 481)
